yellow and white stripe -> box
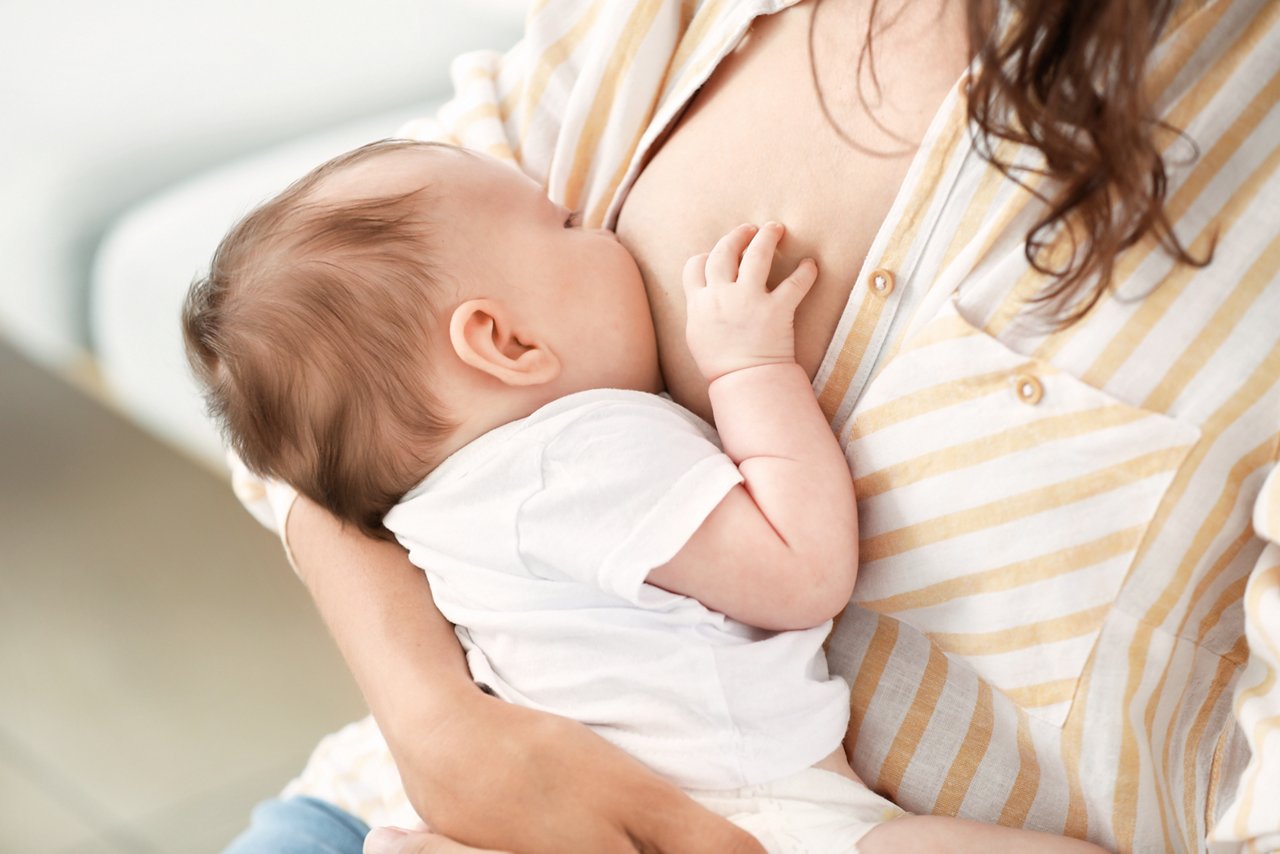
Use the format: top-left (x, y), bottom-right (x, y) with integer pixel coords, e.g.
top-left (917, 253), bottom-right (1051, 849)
top-left (282, 1), bottom-right (1280, 849)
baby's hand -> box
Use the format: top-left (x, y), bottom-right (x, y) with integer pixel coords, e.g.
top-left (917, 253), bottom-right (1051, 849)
top-left (682, 222), bottom-right (817, 383)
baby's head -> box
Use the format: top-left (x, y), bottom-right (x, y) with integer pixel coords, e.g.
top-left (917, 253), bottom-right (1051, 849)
top-left (183, 139), bottom-right (659, 539)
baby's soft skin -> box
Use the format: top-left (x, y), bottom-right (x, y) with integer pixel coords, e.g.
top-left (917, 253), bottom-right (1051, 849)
top-left (235, 142), bottom-right (1106, 854)
top-left (647, 222), bottom-right (859, 631)
top-left (651, 222), bottom-right (1108, 854)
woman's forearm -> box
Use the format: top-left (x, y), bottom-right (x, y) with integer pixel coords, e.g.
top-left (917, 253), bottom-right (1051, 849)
top-left (285, 495), bottom-right (476, 750)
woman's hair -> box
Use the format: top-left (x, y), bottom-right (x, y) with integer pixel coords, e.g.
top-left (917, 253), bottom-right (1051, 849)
top-left (967, 0), bottom-right (1211, 324)
top-left (182, 139), bottom-right (456, 541)
top-left (847, 0), bottom-right (1212, 325)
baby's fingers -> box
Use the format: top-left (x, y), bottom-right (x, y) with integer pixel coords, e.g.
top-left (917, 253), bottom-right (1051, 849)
top-left (705, 224), bottom-right (758, 284)
top-left (737, 222), bottom-right (784, 290)
top-left (682, 253), bottom-right (710, 296)
top-left (772, 258), bottom-right (819, 308)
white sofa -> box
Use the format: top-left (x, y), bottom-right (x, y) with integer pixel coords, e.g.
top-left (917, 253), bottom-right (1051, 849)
top-left (2, 0), bottom-right (525, 467)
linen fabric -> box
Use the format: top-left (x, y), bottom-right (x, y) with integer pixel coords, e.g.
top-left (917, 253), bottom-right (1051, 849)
top-left (251, 0), bottom-right (1280, 849)
top-left (381, 389), bottom-right (850, 792)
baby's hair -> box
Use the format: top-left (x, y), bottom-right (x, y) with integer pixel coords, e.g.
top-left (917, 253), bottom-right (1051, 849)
top-left (183, 138), bottom-right (456, 541)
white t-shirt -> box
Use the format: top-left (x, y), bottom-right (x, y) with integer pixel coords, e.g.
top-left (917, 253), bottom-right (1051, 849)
top-left (383, 389), bottom-right (850, 791)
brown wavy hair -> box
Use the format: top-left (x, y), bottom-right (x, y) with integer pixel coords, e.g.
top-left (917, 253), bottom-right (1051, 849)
top-left (183, 140), bottom-right (456, 540)
top-left (847, 0), bottom-right (1213, 325)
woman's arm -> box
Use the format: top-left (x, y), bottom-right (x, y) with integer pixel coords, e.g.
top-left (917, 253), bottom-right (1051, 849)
top-left (286, 495), bottom-right (765, 854)
top-left (286, 496), bottom-right (475, 735)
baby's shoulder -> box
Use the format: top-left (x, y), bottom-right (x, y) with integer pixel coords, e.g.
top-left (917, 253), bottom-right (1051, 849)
top-left (529, 389), bottom-right (717, 446)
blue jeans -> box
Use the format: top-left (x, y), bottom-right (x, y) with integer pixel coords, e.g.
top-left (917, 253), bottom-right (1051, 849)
top-left (223, 796), bottom-right (369, 854)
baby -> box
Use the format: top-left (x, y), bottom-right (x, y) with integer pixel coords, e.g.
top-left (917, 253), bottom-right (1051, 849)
top-left (183, 139), bottom-right (1104, 853)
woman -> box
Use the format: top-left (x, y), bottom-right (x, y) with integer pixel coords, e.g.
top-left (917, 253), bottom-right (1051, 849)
top-left (227, 0), bottom-right (1279, 851)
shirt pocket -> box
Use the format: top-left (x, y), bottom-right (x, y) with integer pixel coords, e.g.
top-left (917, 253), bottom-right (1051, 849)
top-left (845, 300), bottom-right (1200, 727)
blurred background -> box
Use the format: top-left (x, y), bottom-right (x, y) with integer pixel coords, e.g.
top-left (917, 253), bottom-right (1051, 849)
top-left (0, 2), bottom-right (525, 850)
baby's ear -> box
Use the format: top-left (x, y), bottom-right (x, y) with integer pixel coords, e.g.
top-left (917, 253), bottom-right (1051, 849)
top-left (448, 298), bottom-right (560, 386)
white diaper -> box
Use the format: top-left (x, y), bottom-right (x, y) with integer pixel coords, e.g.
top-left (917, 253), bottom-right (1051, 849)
top-left (687, 766), bottom-right (907, 853)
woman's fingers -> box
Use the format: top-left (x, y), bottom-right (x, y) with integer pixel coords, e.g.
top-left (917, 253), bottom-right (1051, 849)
top-left (363, 827), bottom-right (511, 854)
top-left (404, 696), bottom-right (759, 854)
top-left (704, 224), bottom-right (759, 284)
top-left (623, 785), bottom-right (767, 854)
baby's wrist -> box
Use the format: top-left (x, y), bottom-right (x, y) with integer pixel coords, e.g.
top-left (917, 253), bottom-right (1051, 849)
top-left (703, 357), bottom-right (801, 387)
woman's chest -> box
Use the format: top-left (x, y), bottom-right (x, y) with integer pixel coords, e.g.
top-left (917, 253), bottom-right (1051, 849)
top-left (615, 0), bottom-right (967, 420)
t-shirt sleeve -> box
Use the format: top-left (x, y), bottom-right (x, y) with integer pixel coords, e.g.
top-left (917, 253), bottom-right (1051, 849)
top-left (516, 399), bottom-right (743, 605)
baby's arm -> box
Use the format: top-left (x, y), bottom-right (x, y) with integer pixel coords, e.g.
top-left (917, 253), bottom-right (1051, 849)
top-left (647, 222), bottom-right (857, 631)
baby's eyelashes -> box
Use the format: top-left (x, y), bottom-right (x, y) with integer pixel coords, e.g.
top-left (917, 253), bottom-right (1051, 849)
top-left (564, 209), bottom-right (583, 228)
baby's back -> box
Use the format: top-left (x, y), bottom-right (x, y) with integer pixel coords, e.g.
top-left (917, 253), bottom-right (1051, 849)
top-left (384, 388), bottom-right (850, 791)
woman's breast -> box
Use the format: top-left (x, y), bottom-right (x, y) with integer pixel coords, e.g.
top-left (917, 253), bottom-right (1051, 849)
top-left (614, 0), bottom-right (966, 422)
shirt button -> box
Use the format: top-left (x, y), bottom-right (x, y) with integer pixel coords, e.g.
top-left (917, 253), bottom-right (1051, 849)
top-left (1013, 373), bottom-right (1044, 405)
top-left (868, 268), bottom-right (895, 297)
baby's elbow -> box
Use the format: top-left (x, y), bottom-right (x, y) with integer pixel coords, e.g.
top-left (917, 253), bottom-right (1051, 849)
top-left (767, 597), bottom-right (845, 632)
top-left (771, 555), bottom-right (857, 630)
top-left (813, 557), bottom-right (858, 623)
top-left (813, 541), bottom-right (858, 609)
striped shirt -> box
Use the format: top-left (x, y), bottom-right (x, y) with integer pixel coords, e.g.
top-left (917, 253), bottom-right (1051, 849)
top-left (275, 0), bottom-right (1280, 849)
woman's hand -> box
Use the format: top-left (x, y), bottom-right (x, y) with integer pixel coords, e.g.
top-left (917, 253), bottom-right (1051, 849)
top-left (364, 824), bottom-right (508, 854)
top-left (392, 693), bottom-right (766, 854)
top-left (287, 499), bottom-right (762, 853)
